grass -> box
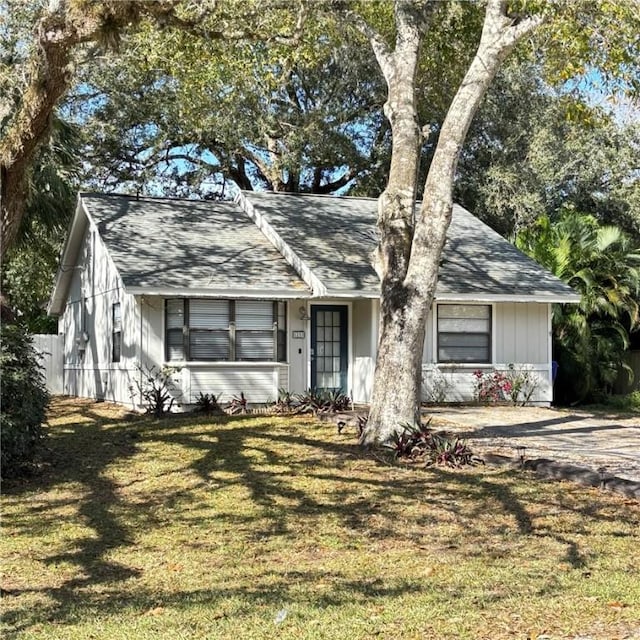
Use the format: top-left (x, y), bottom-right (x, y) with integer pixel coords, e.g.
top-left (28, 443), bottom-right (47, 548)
top-left (1, 397), bottom-right (639, 640)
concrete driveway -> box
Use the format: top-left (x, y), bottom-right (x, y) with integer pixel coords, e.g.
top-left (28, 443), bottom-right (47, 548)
top-left (427, 405), bottom-right (640, 482)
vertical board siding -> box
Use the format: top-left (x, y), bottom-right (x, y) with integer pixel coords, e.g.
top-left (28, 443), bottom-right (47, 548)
top-left (32, 334), bottom-right (64, 394)
top-left (421, 364), bottom-right (552, 404)
top-left (496, 302), bottom-right (548, 364)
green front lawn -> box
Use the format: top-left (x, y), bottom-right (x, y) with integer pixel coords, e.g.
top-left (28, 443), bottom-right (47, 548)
top-left (2, 398), bottom-right (639, 639)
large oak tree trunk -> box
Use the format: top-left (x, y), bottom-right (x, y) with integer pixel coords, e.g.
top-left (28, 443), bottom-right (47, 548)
top-left (362, 0), bottom-right (543, 446)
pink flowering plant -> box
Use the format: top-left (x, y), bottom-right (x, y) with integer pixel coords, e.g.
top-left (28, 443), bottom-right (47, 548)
top-left (473, 365), bottom-right (541, 405)
top-left (473, 369), bottom-right (513, 404)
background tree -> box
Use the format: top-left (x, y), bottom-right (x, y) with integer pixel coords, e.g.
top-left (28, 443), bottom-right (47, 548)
top-left (0, 0), bottom-right (308, 256)
top-left (68, 30), bottom-right (386, 197)
top-left (1, 115), bottom-right (81, 332)
top-left (456, 62), bottom-right (640, 239)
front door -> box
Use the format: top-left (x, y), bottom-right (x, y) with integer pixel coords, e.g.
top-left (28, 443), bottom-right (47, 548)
top-left (311, 305), bottom-right (348, 393)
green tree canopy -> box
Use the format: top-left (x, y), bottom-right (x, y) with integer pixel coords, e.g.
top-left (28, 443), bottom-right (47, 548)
top-left (457, 62), bottom-right (640, 239)
top-left (517, 210), bottom-right (640, 402)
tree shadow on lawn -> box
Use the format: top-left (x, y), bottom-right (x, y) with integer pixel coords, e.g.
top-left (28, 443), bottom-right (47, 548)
top-left (2, 409), bottom-right (636, 634)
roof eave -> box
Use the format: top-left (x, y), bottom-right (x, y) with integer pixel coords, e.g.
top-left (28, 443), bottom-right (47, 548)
top-left (126, 286), bottom-right (312, 299)
top-left (434, 292), bottom-right (581, 304)
top-left (47, 195), bottom-right (88, 316)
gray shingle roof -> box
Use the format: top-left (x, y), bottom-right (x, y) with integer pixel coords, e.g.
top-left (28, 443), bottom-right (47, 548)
top-left (81, 193), bottom-right (308, 294)
top-left (72, 191), bottom-right (578, 303)
top-left (240, 191), bottom-right (579, 302)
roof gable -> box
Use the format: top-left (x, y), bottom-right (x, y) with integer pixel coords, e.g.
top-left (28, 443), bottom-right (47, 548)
top-left (239, 191), bottom-right (580, 303)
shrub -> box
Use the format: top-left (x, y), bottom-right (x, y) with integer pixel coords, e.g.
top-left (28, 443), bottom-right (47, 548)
top-left (473, 369), bottom-right (512, 403)
top-left (422, 369), bottom-right (453, 404)
top-left (131, 363), bottom-right (182, 417)
top-left (384, 420), bottom-right (482, 468)
top-left (195, 392), bottom-right (223, 415)
top-left (271, 388), bottom-right (298, 414)
top-left (295, 388), bottom-right (352, 414)
top-left (502, 364), bottom-right (541, 406)
top-left (1, 323), bottom-right (49, 477)
top-left (227, 392), bottom-right (248, 415)
top-left (473, 366), bottom-right (541, 406)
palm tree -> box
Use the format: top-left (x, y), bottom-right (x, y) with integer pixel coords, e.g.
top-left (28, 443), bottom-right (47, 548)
top-left (517, 210), bottom-right (640, 403)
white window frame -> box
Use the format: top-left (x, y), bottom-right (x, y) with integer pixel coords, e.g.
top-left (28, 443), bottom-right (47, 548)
top-left (435, 303), bottom-right (494, 365)
top-left (165, 299), bottom-right (287, 363)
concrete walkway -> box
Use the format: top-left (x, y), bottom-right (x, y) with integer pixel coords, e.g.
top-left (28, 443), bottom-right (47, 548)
top-left (427, 406), bottom-right (640, 483)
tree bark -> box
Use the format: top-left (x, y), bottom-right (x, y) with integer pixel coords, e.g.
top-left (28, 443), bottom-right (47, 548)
top-left (362, 0), bottom-right (543, 446)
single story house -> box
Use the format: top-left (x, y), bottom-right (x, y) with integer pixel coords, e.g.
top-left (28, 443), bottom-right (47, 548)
top-left (48, 191), bottom-right (579, 408)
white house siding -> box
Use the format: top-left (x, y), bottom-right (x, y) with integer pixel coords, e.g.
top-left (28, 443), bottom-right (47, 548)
top-left (421, 301), bottom-right (553, 405)
top-left (183, 364), bottom-right (287, 404)
top-left (32, 333), bottom-right (64, 394)
top-left (287, 299), bottom-right (309, 395)
top-left (352, 298), bottom-right (377, 403)
top-left (61, 225), bottom-right (140, 406)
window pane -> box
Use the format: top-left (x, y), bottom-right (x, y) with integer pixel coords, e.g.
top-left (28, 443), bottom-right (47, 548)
top-left (437, 305), bottom-right (491, 363)
top-left (190, 330), bottom-right (229, 360)
top-left (438, 346), bottom-right (489, 362)
top-left (166, 299), bottom-right (184, 329)
top-left (236, 330), bottom-right (273, 360)
top-left (439, 333), bottom-right (489, 348)
top-left (439, 304), bottom-right (490, 319)
top-left (190, 300), bottom-right (229, 329)
top-left (112, 302), bottom-right (122, 331)
top-left (277, 329), bottom-right (286, 362)
top-left (112, 332), bottom-right (121, 363)
top-left (439, 318), bottom-right (490, 333)
top-left (277, 302), bottom-right (286, 327)
top-left (236, 301), bottom-right (273, 329)
top-left (167, 329), bottom-right (184, 361)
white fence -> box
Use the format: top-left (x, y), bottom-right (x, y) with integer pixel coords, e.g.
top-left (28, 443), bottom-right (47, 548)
top-left (32, 334), bottom-right (64, 394)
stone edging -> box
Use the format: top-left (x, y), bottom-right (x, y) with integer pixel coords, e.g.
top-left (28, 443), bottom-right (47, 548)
top-left (483, 454), bottom-right (640, 500)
